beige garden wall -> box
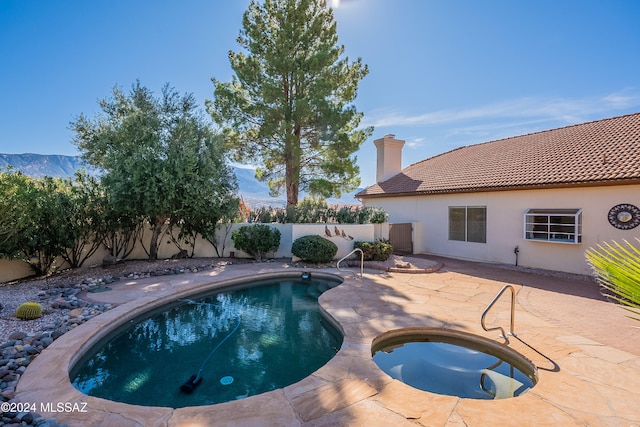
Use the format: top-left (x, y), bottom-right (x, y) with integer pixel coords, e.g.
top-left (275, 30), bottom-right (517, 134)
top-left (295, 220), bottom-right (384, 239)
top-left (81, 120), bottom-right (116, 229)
top-left (0, 222), bottom-right (377, 283)
top-left (363, 184), bottom-right (640, 275)
top-left (290, 223), bottom-right (374, 261)
top-left (0, 259), bottom-right (34, 283)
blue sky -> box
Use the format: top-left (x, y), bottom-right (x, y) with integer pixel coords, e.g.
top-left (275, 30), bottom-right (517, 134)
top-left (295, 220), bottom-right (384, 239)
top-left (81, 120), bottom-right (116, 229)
top-left (1, 0), bottom-right (639, 186)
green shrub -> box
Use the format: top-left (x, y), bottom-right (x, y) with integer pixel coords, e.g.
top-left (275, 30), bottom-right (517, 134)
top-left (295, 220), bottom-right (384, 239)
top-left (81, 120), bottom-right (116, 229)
top-left (231, 224), bottom-right (281, 261)
top-left (335, 206), bottom-right (359, 224)
top-left (292, 235), bottom-right (338, 263)
top-left (354, 240), bottom-right (393, 261)
top-left (358, 207), bottom-right (388, 224)
top-left (240, 203), bottom-right (388, 225)
top-left (15, 302), bottom-right (43, 320)
top-left (249, 207), bottom-right (274, 223)
top-left (297, 197), bottom-right (330, 223)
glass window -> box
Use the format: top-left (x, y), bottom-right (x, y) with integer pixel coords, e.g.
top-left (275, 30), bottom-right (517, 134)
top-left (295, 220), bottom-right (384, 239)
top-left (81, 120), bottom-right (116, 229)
top-left (449, 206), bottom-right (486, 243)
top-left (524, 209), bottom-right (582, 244)
top-left (449, 207), bottom-right (466, 241)
top-left (467, 207), bottom-right (487, 243)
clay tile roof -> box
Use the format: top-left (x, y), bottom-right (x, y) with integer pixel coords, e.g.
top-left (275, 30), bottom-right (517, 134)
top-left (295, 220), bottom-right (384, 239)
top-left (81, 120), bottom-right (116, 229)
top-left (357, 112), bottom-right (640, 198)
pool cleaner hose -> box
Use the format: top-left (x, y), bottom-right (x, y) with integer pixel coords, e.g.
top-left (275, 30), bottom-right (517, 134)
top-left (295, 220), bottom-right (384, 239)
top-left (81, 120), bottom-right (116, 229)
top-left (180, 309), bottom-right (242, 394)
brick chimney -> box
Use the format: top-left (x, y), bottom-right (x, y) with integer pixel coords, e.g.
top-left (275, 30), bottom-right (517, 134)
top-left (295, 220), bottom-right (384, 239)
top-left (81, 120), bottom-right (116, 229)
top-left (374, 134), bottom-right (405, 183)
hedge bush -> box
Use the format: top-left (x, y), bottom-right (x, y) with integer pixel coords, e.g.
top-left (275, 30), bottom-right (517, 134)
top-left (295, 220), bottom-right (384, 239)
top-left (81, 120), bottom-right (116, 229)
top-left (292, 235), bottom-right (338, 263)
top-left (247, 203), bottom-right (388, 225)
top-left (231, 224), bottom-right (281, 261)
top-left (354, 240), bottom-right (393, 261)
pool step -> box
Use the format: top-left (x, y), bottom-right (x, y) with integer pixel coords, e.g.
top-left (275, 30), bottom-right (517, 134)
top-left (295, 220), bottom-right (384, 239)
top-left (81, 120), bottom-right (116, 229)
top-left (306, 284), bottom-right (322, 298)
top-left (306, 282), bottom-right (331, 298)
top-left (317, 283), bottom-right (331, 294)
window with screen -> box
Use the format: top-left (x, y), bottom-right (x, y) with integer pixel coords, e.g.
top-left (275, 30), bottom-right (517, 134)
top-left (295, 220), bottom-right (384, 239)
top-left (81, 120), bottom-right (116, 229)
top-left (524, 209), bottom-right (582, 244)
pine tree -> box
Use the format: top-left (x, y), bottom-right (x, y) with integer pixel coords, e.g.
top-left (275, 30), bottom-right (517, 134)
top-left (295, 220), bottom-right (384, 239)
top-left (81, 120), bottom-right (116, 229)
top-left (209, 0), bottom-right (372, 207)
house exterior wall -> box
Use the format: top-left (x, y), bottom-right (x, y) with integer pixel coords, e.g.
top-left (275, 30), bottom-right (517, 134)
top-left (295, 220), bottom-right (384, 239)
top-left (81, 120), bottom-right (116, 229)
top-left (363, 183), bottom-right (640, 275)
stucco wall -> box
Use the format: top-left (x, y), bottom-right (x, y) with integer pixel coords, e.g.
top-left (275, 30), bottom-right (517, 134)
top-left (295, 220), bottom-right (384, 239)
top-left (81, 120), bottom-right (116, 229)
top-left (0, 223), bottom-right (376, 283)
top-left (0, 259), bottom-right (34, 283)
top-left (290, 223), bottom-right (374, 261)
top-left (363, 184), bottom-right (640, 275)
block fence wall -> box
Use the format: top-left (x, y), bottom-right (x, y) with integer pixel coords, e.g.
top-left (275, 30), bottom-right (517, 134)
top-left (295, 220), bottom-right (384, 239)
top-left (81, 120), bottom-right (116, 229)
top-left (0, 223), bottom-right (388, 283)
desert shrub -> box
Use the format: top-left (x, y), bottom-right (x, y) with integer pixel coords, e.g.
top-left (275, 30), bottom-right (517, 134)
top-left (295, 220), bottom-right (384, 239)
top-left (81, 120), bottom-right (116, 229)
top-left (231, 224), bottom-right (281, 261)
top-left (335, 206), bottom-right (359, 224)
top-left (292, 235), bottom-right (338, 263)
top-left (248, 198), bottom-right (331, 224)
top-left (296, 197), bottom-right (330, 223)
top-left (358, 207), bottom-right (388, 224)
top-left (249, 206), bottom-right (274, 223)
top-left (242, 203), bottom-right (387, 225)
top-left (0, 171), bottom-right (75, 276)
top-left (354, 239), bottom-right (393, 261)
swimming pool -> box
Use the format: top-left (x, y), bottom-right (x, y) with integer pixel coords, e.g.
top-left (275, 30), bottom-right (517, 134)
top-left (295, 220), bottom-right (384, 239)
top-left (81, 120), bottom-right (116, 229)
top-left (71, 275), bottom-right (343, 408)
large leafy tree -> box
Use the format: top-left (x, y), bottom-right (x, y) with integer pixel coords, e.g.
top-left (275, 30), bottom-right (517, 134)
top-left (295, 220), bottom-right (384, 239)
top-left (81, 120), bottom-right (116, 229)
top-left (60, 171), bottom-right (109, 269)
top-left (0, 168), bottom-right (24, 249)
top-left (0, 171), bottom-right (74, 275)
top-left (72, 82), bottom-right (238, 260)
top-left (209, 0), bottom-right (372, 207)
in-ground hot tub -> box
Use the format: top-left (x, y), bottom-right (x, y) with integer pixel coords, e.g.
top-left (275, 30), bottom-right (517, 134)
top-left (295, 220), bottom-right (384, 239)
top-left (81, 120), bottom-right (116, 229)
top-left (372, 328), bottom-right (538, 400)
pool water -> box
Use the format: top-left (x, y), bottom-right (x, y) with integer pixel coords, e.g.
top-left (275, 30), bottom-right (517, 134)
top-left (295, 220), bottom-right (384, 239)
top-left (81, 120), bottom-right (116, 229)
top-left (71, 277), bottom-right (343, 408)
top-left (373, 336), bottom-right (536, 400)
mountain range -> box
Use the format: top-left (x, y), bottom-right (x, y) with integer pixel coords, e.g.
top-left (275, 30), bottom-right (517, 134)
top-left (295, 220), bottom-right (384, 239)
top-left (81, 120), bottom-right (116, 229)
top-left (0, 153), bottom-right (361, 207)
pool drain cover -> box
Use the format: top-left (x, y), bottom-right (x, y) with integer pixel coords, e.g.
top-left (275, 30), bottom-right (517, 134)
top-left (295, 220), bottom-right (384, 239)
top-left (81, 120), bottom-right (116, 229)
top-left (220, 376), bottom-right (234, 385)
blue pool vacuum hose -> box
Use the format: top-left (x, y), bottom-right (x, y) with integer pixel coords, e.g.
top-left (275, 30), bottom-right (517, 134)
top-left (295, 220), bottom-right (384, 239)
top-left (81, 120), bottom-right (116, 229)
top-left (179, 302), bottom-right (241, 394)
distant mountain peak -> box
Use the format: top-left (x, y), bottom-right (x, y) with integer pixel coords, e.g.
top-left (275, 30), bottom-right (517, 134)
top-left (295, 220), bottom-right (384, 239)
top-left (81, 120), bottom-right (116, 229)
top-left (0, 152), bottom-right (363, 207)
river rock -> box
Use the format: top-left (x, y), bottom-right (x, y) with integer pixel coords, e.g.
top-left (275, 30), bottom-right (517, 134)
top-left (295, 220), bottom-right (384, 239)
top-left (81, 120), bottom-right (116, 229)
top-left (8, 332), bottom-right (27, 341)
top-left (102, 254), bottom-right (121, 266)
top-left (69, 308), bottom-right (83, 317)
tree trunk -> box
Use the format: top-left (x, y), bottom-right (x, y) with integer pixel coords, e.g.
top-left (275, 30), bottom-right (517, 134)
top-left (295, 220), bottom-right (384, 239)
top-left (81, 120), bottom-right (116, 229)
top-left (148, 217), bottom-right (166, 261)
top-left (286, 177), bottom-right (299, 207)
top-left (285, 127), bottom-right (302, 208)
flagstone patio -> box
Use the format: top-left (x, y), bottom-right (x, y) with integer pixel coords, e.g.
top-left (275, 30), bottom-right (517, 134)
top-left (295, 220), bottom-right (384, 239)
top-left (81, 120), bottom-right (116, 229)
top-left (12, 257), bottom-right (640, 426)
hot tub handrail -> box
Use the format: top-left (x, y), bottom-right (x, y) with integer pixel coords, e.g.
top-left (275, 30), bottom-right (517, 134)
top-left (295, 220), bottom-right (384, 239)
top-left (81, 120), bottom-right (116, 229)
top-left (481, 284), bottom-right (517, 342)
top-left (336, 248), bottom-right (364, 279)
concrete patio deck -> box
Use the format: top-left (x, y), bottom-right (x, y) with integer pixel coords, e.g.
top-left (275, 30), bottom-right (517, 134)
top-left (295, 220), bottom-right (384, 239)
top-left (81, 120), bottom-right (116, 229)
top-left (12, 257), bottom-right (640, 426)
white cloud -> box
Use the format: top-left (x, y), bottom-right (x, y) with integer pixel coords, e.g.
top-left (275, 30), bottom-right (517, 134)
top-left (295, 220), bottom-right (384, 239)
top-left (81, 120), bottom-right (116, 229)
top-left (602, 88), bottom-right (640, 109)
top-left (405, 137), bottom-right (425, 148)
top-left (363, 89), bottom-right (640, 130)
top-left (357, 89), bottom-right (640, 186)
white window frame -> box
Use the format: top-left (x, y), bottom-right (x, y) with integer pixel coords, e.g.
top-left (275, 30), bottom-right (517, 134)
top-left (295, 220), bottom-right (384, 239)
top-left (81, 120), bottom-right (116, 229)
top-left (524, 208), bottom-right (582, 244)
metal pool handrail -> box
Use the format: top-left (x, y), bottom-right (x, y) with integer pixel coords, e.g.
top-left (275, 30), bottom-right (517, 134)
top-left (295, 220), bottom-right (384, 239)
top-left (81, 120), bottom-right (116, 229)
top-left (336, 248), bottom-right (364, 279)
top-left (481, 284), bottom-right (517, 343)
